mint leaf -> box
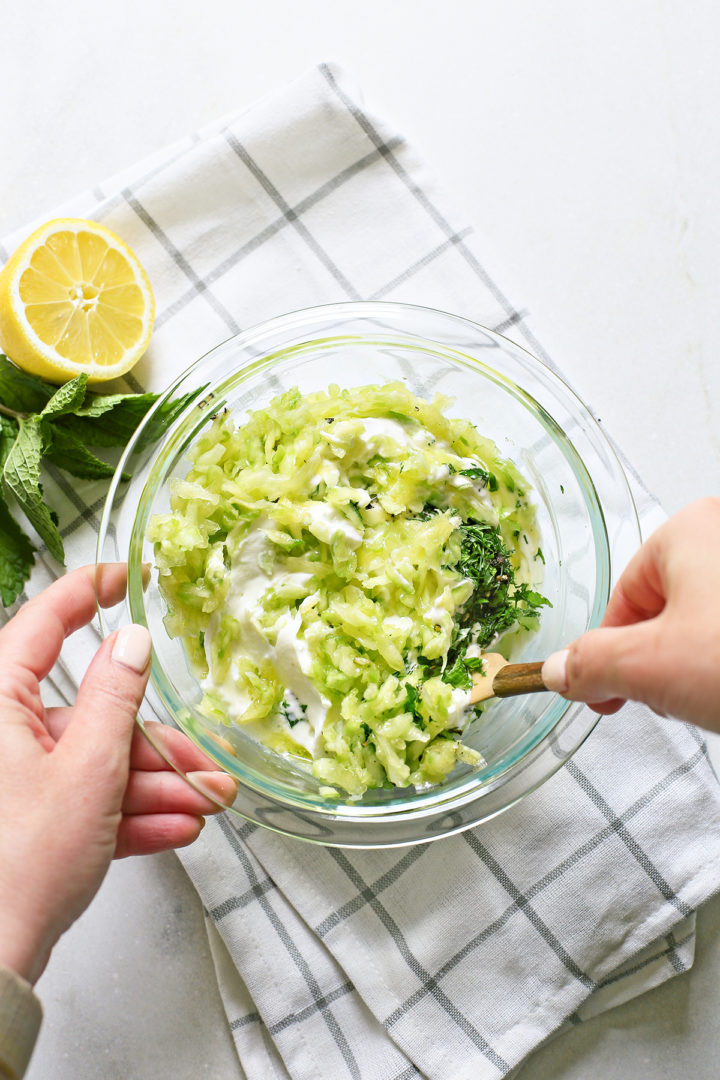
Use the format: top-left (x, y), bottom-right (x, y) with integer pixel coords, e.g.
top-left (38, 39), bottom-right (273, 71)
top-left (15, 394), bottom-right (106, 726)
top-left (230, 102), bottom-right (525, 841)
top-left (41, 374), bottom-right (88, 419)
top-left (0, 415), bottom-right (18, 471)
top-left (76, 389), bottom-right (157, 419)
top-left (2, 417), bottom-right (64, 563)
top-left (71, 391), bottom-right (162, 447)
top-left (53, 413), bottom-right (139, 448)
top-left (0, 494), bottom-right (35, 606)
top-left (41, 421), bottom-right (118, 481)
top-left (0, 356), bottom-right (54, 414)
top-left (57, 386), bottom-right (206, 449)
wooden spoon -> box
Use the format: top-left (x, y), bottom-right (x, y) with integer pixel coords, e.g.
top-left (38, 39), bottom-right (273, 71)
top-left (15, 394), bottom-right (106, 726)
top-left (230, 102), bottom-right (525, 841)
top-left (469, 653), bottom-right (548, 704)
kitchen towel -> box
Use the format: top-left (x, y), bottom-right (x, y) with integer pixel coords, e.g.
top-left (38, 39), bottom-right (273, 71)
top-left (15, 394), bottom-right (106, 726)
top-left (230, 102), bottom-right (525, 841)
top-left (4, 63), bottom-right (720, 1080)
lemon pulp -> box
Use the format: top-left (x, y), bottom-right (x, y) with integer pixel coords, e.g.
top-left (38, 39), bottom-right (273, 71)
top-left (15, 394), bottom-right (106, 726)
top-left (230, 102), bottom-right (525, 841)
top-left (0, 218), bottom-right (155, 384)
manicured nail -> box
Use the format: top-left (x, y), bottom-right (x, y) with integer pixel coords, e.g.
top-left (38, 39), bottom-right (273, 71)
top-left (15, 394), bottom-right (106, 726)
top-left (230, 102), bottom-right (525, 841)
top-left (542, 649), bottom-right (569, 693)
top-left (112, 624), bottom-right (152, 673)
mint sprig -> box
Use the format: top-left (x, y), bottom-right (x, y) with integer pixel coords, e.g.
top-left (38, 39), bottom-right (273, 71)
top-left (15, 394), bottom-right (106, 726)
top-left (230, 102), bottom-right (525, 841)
top-left (0, 355), bottom-right (204, 606)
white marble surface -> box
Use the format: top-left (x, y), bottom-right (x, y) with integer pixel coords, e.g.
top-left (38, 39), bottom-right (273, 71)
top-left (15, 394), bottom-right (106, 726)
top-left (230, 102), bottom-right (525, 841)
top-left (3, 1), bottom-right (720, 1076)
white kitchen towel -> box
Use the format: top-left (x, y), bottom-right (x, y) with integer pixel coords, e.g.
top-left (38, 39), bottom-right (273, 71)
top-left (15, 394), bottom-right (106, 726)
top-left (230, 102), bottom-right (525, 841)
top-left (4, 63), bottom-right (720, 1080)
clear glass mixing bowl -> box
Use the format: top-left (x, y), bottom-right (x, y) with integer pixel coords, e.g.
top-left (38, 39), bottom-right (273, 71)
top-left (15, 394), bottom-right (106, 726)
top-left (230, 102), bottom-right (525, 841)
top-left (97, 301), bottom-right (640, 847)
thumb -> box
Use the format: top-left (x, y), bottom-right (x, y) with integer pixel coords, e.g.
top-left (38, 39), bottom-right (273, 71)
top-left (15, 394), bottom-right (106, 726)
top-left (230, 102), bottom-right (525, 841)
top-left (542, 619), bottom-right (663, 711)
top-left (59, 624), bottom-right (152, 794)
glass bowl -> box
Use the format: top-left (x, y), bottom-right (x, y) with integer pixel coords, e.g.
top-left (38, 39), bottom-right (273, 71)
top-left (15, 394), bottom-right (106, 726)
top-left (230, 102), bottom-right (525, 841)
top-left (97, 301), bottom-right (640, 848)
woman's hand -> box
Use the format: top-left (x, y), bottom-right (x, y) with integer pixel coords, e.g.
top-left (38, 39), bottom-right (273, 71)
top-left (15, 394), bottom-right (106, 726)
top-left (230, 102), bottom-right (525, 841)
top-left (0, 564), bottom-right (237, 985)
top-left (542, 498), bottom-right (720, 730)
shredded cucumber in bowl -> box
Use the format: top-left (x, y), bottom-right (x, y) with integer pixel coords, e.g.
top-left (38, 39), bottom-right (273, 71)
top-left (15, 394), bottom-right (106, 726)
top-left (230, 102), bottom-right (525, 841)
top-left (147, 381), bottom-right (549, 796)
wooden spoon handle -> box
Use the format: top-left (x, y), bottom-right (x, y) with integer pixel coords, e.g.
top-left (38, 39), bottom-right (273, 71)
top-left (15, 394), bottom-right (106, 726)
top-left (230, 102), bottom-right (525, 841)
top-left (492, 661), bottom-right (547, 698)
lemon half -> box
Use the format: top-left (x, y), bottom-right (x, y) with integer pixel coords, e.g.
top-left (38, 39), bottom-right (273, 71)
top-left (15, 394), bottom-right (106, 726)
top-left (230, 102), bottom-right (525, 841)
top-left (0, 218), bottom-right (155, 384)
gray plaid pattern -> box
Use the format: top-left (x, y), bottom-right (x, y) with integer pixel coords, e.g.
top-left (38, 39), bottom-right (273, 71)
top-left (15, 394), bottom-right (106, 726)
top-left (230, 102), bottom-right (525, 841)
top-left (4, 63), bottom-right (720, 1079)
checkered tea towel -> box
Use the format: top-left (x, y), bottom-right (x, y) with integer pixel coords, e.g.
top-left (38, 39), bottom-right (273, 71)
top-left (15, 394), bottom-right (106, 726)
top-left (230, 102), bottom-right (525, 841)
top-left (4, 63), bottom-right (720, 1080)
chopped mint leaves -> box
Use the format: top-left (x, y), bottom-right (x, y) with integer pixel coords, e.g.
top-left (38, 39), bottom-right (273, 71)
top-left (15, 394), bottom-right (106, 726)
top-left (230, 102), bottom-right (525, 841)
top-left (459, 465), bottom-right (490, 485)
top-left (280, 697), bottom-right (308, 728)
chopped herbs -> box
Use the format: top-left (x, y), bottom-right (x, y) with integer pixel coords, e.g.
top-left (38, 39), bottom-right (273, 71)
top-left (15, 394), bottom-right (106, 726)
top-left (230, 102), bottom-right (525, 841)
top-left (444, 654), bottom-right (473, 689)
top-left (405, 681), bottom-right (420, 714)
top-left (465, 657), bottom-right (486, 675)
top-left (459, 465), bottom-right (490, 485)
top-left (411, 513), bottom-right (551, 695)
top-left (443, 654), bottom-right (486, 690)
top-left (280, 698), bottom-right (308, 727)
top-left (441, 519), bottom-right (550, 682)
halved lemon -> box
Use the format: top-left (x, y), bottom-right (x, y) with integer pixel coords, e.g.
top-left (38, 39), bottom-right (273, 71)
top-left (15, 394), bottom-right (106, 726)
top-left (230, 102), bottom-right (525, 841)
top-left (0, 218), bottom-right (155, 384)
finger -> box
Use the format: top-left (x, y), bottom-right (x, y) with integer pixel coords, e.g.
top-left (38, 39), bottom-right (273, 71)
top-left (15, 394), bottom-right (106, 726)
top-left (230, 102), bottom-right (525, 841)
top-left (542, 619), bottom-right (664, 710)
top-left (132, 721), bottom-right (228, 773)
top-left (44, 711), bottom-right (227, 776)
top-left (0, 563), bottom-right (128, 681)
top-left (43, 705), bottom-right (73, 743)
top-left (114, 814), bottom-right (204, 858)
top-left (122, 769), bottom-right (237, 816)
top-left (601, 542), bottom-right (665, 629)
top-left (94, 562), bottom-right (132, 607)
top-left (552, 696), bottom-right (628, 716)
top-left (58, 625), bottom-right (152, 790)
top-left (589, 697), bottom-right (627, 715)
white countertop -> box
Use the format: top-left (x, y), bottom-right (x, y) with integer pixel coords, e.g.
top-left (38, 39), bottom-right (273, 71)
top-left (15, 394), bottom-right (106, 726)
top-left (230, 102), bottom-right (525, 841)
top-left (4, 1), bottom-right (720, 1076)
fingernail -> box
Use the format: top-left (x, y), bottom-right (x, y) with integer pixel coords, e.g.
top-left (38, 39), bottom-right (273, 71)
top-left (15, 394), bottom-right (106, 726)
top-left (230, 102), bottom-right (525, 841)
top-left (542, 649), bottom-right (570, 693)
top-left (112, 624), bottom-right (152, 673)
top-left (188, 771), bottom-right (238, 806)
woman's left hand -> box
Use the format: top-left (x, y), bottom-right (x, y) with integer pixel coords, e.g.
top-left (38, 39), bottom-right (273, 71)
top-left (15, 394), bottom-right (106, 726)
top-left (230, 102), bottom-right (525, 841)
top-left (0, 564), bottom-right (237, 985)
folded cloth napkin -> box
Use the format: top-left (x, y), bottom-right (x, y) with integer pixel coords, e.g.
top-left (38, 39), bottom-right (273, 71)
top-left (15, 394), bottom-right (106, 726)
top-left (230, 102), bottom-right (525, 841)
top-left (4, 63), bottom-right (720, 1079)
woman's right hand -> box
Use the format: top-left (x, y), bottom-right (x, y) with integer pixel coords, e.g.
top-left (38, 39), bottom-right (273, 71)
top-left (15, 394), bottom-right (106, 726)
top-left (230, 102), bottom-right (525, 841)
top-left (542, 497), bottom-right (720, 731)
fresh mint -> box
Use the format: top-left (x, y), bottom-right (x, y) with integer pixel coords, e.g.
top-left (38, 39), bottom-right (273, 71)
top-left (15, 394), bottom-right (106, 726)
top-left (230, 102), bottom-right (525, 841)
top-left (0, 354), bottom-right (205, 605)
top-left (40, 374), bottom-right (90, 420)
top-left (59, 391), bottom-right (196, 451)
top-left (42, 423), bottom-right (119, 481)
top-left (0, 356), bottom-right (53, 414)
top-left (3, 416), bottom-right (65, 564)
top-left (0, 415), bottom-right (17, 469)
top-left (0, 498), bottom-right (35, 606)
